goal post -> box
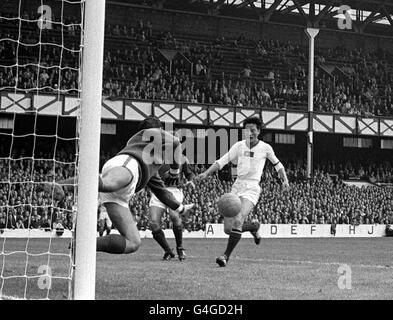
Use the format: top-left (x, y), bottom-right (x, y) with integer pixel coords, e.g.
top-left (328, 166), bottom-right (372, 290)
top-left (0, 0), bottom-right (106, 300)
top-left (73, 0), bottom-right (106, 300)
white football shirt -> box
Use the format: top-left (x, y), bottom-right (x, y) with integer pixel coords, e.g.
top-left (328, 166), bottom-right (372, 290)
top-left (215, 140), bottom-right (280, 182)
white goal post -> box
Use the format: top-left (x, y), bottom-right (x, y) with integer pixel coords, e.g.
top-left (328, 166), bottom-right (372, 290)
top-left (0, 0), bottom-right (106, 300)
top-left (73, 0), bottom-right (106, 300)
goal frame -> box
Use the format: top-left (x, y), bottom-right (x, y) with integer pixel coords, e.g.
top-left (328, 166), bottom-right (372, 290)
top-left (73, 0), bottom-right (106, 300)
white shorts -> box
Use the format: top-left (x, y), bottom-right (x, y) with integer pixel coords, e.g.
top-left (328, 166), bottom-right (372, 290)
top-left (231, 179), bottom-right (261, 206)
top-left (99, 155), bottom-right (139, 208)
top-left (149, 187), bottom-right (184, 211)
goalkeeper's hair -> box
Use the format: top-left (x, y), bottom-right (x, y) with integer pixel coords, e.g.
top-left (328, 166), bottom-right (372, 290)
top-left (243, 116), bottom-right (262, 130)
top-left (137, 116), bottom-right (162, 132)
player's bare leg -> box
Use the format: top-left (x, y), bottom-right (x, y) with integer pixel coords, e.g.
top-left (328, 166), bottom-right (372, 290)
top-left (96, 202), bottom-right (141, 254)
top-left (96, 165), bottom-right (140, 254)
top-left (217, 197), bottom-right (255, 267)
top-left (98, 219), bottom-right (105, 237)
top-left (105, 218), bottom-right (112, 236)
top-left (241, 214), bottom-right (261, 245)
top-left (150, 206), bottom-right (175, 260)
top-left (169, 210), bottom-right (186, 261)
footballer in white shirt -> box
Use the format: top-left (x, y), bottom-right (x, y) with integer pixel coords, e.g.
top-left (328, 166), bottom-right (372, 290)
top-left (197, 117), bottom-right (289, 267)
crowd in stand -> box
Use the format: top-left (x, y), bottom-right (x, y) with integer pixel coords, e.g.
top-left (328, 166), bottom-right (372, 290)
top-left (1, 143), bottom-right (392, 232)
top-left (0, 144), bottom-right (76, 231)
top-left (101, 24), bottom-right (393, 116)
top-left (1, 11), bottom-right (393, 116)
top-left (132, 162), bottom-right (393, 231)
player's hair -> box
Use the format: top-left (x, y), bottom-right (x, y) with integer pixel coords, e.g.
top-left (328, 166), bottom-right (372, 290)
top-left (243, 116), bottom-right (262, 130)
top-left (137, 116), bottom-right (162, 131)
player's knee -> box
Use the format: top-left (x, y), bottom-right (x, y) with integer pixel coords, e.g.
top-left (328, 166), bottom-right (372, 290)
top-left (231, 219), bottom-right (243, 231)
top-left (149, 220), bottom-right (161, 232)
top-left (171, 216), bottom-right (182, 227)
top-left (124, 238), bottom-right (141, 253)
top-left (224, 225), bottom-right (232, 235)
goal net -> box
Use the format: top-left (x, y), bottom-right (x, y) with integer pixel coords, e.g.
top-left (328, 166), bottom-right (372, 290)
top-left (0, 0), bottom-right (105, 300)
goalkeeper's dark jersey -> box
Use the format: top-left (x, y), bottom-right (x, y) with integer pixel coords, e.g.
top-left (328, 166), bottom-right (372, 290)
top-left (158, 155), bottom-right (195, 187)
top-left (117, 128), bottom-right (181, 209)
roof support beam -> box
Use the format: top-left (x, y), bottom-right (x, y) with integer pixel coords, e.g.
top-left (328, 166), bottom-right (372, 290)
top-left (292, 0), bottom-right (309, 23)
top-left (263, 0), bottom-right (285, 21)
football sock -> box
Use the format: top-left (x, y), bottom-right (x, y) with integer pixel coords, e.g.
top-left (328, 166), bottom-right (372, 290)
top-left (242, 222), bottom-right (258, 233)
top-left (172, 224), bottom-right (183, 249)
top-left (224, 228), bottom-right (242, 258)
top-left (96, 234), bottom-right (127, 254)
top-left (152, 229), bottom-right (171, 252)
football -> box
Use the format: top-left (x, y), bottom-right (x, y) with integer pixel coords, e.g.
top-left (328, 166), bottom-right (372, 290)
top-left (217, 193), bottom-right (241, 218)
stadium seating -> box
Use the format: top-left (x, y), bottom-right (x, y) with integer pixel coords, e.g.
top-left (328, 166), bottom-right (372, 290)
top-left (1, 11), bottom-right (393, 116)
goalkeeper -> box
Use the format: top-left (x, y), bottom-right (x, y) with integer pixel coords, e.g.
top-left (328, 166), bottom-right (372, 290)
top-left (43, 117), bottom-right (194, 255)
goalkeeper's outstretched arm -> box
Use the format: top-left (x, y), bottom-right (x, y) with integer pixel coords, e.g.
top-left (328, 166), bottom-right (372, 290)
top-left (57, 177), bottom-right (77, 192)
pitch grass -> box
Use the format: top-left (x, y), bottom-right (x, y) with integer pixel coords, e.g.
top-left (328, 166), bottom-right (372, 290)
top-left (1, 237), bottom-right (392, 300)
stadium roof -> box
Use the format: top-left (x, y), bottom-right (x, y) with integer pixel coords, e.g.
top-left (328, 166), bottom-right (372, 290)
top-left (212, 0), bottom-right (393, 27)
top-left (120, 0), bottom-right (393, 36)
